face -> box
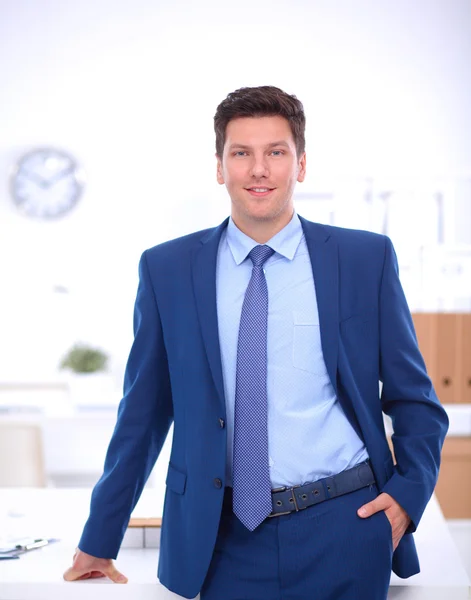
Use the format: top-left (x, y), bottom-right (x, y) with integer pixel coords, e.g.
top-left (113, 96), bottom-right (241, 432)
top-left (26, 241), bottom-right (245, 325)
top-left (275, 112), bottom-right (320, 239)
top-left (216, 115), bottom-right (306, 229)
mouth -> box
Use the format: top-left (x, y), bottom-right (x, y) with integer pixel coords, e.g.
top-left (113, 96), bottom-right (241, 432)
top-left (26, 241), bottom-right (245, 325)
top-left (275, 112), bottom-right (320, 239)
top-left (245, 187), bottom-right (275, 197)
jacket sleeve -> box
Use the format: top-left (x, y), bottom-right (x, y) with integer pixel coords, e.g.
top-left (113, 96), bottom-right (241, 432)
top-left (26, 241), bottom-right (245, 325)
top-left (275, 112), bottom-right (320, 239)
top-left (78, 249), bottom-right (173, 558)
top-left (378, 236), bottom-right (449, 532)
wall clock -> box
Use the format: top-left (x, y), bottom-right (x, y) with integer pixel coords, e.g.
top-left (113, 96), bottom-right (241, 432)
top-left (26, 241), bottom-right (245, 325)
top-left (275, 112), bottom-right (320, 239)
top-left (11, 147), bottom-right (85, 219)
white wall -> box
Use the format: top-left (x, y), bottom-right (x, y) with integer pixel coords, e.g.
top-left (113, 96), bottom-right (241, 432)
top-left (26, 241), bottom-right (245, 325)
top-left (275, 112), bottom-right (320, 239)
top-left (1, 0), bottom-right (470, 383)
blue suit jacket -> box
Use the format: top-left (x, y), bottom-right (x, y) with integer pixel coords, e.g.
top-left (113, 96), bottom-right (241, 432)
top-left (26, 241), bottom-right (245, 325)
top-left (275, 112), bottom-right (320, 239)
top-left (79, 216), bottom-right (449, 599)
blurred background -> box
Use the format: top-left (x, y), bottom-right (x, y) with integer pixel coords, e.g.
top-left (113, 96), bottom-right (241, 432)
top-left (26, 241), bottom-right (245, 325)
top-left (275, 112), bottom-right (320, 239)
top-left (0, 0), bottom-right (470, 576)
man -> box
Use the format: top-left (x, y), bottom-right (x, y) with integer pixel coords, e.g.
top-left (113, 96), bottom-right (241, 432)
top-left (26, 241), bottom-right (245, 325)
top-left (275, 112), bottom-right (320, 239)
top-left (64, 86), bottom-right (449, 599)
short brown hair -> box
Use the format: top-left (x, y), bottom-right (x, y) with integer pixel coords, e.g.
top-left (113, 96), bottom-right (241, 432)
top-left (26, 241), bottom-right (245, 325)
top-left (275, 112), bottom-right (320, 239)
top-left (214, 85), bottom-right (306, 159)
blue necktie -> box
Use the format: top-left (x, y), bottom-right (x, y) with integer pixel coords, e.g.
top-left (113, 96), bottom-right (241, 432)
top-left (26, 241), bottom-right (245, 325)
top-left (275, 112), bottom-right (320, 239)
top-left (233, 244), bottom-right (275, 531)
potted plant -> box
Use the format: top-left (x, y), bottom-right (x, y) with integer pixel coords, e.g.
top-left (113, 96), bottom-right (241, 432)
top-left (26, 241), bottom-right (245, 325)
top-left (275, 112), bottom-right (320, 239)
top-left (60, 343), bottom-right (109, 374)
top-left (60, 343), bottom-right (115, 407)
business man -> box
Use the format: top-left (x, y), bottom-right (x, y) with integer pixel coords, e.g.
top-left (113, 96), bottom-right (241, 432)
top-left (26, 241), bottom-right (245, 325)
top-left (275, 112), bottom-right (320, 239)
top-left (64, 86), bottom-right (449, 599)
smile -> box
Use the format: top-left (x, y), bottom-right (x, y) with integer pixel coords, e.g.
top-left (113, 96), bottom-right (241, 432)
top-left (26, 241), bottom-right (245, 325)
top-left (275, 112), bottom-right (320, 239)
top-left (246, 187), bottom-right (275, 197)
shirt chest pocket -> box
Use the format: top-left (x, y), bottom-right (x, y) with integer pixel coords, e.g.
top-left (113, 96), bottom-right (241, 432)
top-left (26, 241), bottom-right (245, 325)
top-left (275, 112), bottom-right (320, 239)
top-left (292, 311), bottom-right (328, 376)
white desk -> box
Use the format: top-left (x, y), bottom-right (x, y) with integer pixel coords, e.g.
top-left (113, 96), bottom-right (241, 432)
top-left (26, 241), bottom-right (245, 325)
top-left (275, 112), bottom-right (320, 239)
top-left (0, 489), bottom-right (469, 600)
top-left (0, 410), bottom-right (173, 488)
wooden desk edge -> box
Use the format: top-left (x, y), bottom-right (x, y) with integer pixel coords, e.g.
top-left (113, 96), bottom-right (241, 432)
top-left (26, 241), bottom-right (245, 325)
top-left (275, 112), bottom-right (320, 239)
top-left (128, 517), bottom-right (162, 528)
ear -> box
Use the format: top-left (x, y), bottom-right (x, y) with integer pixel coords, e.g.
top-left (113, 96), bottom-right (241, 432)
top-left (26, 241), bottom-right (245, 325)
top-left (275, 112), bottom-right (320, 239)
top-left (216, 154), bottom-right (225, 185)
top-left (297, 152), bottom-right (307, 183)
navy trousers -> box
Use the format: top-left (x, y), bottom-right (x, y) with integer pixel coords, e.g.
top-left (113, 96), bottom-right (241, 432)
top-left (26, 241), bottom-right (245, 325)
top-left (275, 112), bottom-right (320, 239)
top-left (200, 484), bottom-right (392, 600)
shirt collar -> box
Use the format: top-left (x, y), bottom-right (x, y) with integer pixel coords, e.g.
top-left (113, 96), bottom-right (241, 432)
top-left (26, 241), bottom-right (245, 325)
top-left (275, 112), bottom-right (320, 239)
top-left (226, 212), bottom-right (303, 266)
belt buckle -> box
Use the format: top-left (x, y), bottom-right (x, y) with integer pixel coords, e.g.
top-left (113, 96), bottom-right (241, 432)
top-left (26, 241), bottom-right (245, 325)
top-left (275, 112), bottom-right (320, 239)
top-left (268, 485), bottom-right (290, 518)
top-left (290, 484), bottom-right (302, 512)
top-left (268, 484), bottom-right (301, 518)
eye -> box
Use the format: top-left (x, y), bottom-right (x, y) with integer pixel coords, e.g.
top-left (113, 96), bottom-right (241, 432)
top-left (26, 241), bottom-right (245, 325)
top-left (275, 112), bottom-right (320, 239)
top-left (233, 151), bottom-right (248, 157)
top-left (271, 150), bottom-right (284, 156)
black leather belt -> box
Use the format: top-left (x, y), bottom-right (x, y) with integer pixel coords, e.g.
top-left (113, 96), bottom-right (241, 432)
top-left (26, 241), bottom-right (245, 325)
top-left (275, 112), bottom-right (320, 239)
top-left (268, 460), bottom-right (375, 517)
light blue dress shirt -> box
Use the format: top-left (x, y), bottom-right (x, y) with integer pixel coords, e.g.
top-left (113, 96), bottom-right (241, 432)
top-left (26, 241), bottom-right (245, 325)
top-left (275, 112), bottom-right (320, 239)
top-left (216, 212), bottom-right (369, 488)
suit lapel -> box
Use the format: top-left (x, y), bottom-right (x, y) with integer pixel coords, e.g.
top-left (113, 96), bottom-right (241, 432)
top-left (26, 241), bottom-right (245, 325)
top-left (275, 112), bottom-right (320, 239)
top-left (299, 215), bottom-right (339, 394)
top-left (191, 215), bottom-right (339, 406)
top-left (191, 218), bottom-right (229, 410)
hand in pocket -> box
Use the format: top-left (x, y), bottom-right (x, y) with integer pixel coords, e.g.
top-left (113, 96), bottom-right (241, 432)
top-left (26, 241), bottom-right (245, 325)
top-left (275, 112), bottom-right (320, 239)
top-left (357, 492), bottom-right (411, 551)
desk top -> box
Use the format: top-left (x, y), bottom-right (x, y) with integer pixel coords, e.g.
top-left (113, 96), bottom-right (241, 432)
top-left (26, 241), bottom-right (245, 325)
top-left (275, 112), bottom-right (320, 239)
top-left (0, 489), bottom-right (469, 600)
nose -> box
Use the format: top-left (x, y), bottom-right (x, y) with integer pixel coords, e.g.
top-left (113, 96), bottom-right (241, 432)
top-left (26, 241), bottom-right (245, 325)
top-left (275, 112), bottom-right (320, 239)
top-left (249, 154), bottom-right (269, 179)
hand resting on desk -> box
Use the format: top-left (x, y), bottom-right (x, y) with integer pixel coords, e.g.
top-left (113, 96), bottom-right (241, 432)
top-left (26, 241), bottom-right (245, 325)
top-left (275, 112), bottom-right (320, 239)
top-left (63, 548), bottom-right (128, 584)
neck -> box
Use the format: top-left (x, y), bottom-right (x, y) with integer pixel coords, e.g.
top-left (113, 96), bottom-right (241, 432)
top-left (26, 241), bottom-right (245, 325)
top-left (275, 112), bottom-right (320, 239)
top-left (232, 210), bottom-right (294, 244)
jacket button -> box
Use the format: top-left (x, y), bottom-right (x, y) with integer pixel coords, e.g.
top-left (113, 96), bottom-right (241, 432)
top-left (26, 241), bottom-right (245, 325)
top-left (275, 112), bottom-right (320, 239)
top-left (219, 418), bottom-right (225, 428)
top-left (214, 478), bottom-right (222, 489)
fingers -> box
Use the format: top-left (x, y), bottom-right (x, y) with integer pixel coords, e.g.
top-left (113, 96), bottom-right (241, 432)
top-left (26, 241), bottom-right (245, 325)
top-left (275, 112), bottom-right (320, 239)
top-left (77, 571), bottom-right (106, 580)
top-left (355, 492), bottom-right (412, 552)
top-left (63, 565), bottom-right (127, 583)
top-left (104, 565), bottom-right (128, 584)
top-left (357, 494), bottom-right (390, 518)
top-left (63, 566), bottom-right (84, 581)
top-left (63, 553), bottom-right (128, 584)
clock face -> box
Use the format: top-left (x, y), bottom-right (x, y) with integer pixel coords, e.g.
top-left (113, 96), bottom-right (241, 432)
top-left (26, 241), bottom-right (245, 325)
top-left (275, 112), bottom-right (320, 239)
top-left (11, 148), bottom-right (84, 219)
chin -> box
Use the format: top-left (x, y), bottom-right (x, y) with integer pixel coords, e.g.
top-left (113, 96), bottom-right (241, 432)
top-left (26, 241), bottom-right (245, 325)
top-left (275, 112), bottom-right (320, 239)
top-left (243, 208), bottom-right (274, 221)
top-left (253, 212), bottom-right (279, 222)
top-left (248, 203), bottom-right (287, 222)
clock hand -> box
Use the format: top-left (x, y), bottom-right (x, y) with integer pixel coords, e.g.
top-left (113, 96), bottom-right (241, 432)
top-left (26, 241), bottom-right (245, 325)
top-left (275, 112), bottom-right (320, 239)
top-left (22, 171), bottom-right (49, 188)
top-left (44, 165), bottom-right (74, 188)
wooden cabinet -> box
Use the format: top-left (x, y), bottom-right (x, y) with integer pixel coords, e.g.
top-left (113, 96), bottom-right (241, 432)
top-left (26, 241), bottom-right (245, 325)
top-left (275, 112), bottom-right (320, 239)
top-left (388, 434), bottom-right (471, 518)
top-left (390, 314), bottom-right (471, 517)
top-left (412, 313), bottom-right (471, 404)
top-left (462, 315), bottom-right (471, 404)
top-left (434, 436), bottom-right (471, 518)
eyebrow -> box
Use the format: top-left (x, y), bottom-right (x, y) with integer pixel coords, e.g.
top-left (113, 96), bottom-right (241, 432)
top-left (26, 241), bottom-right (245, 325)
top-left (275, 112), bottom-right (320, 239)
top-left (228, 141), bottom-right (291, 151)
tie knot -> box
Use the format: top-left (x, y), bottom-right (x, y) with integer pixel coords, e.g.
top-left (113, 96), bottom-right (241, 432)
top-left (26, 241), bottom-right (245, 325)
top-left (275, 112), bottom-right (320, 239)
top-left (248, 245), bottom-right (275, 267)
